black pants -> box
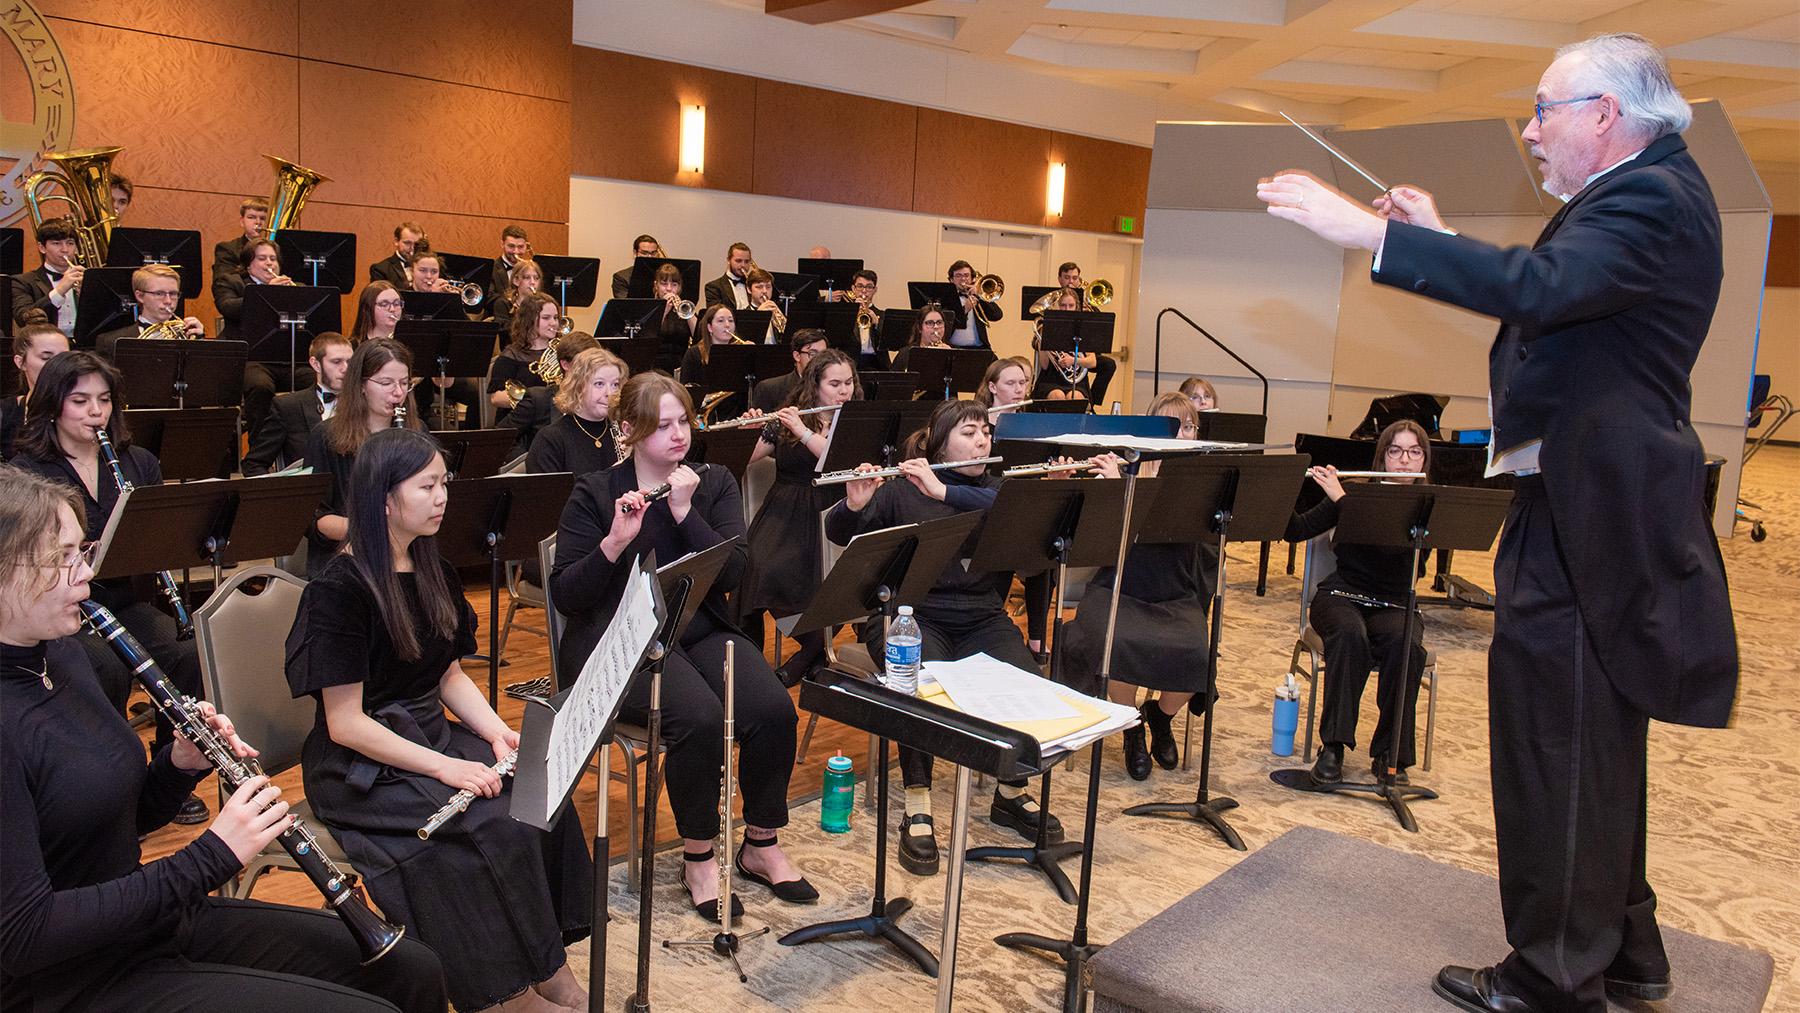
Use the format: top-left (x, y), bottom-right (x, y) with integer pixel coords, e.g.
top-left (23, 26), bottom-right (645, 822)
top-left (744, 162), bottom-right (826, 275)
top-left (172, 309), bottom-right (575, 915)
top-left (861, 611), bottom-right (1037, 789)
top-left (1088, 354), bottom-right (1119, 405)
top-left (622, 628), bottom-right (797, 840)
top-left (79, 594), bottom-right (205, 756)
top-left (740, 607), bottom-right (829, 680)
top-left (1489, 477), bottom-right (1662, 1012)
top-left (75, 897), bottom-right (447, 1012)
top-left (1022, 571), bottom-right (1051, 643)
top-left (1309, 583), bottom-right (1426, 770)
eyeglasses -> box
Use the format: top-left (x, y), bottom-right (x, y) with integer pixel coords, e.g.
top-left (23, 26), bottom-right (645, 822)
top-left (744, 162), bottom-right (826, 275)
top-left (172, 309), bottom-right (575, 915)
top-left (366, 376), bottom-right (412, 390)
top-left (136, 289), bottom-right (180, 300)
top-left (7, 541), bottom-right (99, 586)
top-left (374, 299), bottom-right (405, 310)
top-left (1385, 445), bottom-right (1426, 461)
top-left (1534, 94), bottom-right (1602, 125)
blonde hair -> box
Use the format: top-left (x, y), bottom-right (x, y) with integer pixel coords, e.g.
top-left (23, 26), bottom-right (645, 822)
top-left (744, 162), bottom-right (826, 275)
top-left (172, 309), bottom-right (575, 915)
top-left (554, 347), bottom-right (628, 417)
top-left (0, 466), bottom-right (84, 611)
top-left (611, 373), bottom-right (695, 454)
top-left (1147, 392), bottom-right (1198, 433)
top-left (131, 263), bottom-right (180, 291)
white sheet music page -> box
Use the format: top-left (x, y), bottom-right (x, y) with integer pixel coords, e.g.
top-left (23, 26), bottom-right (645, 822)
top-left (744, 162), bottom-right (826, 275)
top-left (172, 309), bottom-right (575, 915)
top-left (928, 653), bottom-right (1081, 723)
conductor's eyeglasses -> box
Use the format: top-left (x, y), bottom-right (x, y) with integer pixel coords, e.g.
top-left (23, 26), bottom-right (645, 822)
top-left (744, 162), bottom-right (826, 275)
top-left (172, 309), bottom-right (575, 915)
top-left (1534, 95), bottom-right (1602, 125)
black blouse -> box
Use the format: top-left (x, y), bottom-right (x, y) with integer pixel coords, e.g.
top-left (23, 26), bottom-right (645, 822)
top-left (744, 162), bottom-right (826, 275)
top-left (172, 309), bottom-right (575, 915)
top-left (487, 348), bottom-right (536, 396)
top-left (823, 470), bottom-right (1006, 629)
top-left (527, 413), bottom-right (617, 480)
top-left (302, 424), bottom-right (355, 566)
top-left (1285, 495), bottom-right (1421, 600)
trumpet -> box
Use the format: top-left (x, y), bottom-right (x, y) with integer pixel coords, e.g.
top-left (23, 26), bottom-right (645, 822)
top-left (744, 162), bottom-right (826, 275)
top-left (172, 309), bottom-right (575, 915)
top-left (813, 456), bottom-right (1002, 487)
top-left (418, 749), bottom-right (518, 840)
top-left (702, 404), bottom-right (842, 431)
top-left (502, 379), bottom-right (529, 409)
top-left (757, 299), bottom-right (787, 334)
top-left (441, 279), bottom-right (484, 307)
top-left (985, 399), bottom-right (1040, 415)
top-left (1001, 459), bottom-right (1100, 478)
top-left (671, 297), bottom-right (696, 320)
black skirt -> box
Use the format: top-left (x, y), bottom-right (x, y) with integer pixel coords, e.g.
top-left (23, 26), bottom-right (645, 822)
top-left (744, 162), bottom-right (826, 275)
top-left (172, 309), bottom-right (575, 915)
top-left (1056, 541), bottom-right (1214, 697)
top-left (741, 438), bottom-right (843, 616)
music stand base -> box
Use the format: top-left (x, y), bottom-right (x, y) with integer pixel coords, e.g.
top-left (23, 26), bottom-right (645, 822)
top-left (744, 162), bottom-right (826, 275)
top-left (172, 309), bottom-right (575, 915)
top-left (994, 933), bottom-right (1104, 1013)
top-left (1120, 795), bottom-right (1246, 852)
top-left (1269, 768), bottom-right (1439, 833)
top-left (663, 927), bottom-right (770, 983)
top-left (778, 898), bottom-right (939, 977)
top-left (965, 841), bottom-right (1083, 904)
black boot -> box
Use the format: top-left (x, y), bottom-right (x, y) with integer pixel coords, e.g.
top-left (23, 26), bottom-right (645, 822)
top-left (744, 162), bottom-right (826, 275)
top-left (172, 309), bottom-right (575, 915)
top-left (1122, 724), bottom-right (1152, 781)
top-left (1310, 743), bottom-right (1344, 784)
top-left (1141, 700), bottom-right (1179, 770)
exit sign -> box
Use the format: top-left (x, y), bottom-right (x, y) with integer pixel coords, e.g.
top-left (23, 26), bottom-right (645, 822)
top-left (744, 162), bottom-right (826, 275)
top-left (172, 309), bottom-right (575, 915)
top-left (1115, 215), bottom-right (1137, 235)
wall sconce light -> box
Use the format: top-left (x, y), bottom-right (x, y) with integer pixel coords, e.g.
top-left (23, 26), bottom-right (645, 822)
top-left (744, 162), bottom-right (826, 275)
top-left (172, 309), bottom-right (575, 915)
top-left (680, 104), bottom-right (706, 174)
top-left (1046, 161), bottom-right (1067, 218)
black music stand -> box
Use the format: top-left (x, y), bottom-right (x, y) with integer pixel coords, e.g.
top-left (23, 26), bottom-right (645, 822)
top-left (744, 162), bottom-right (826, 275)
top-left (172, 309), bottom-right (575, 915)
top-left (879, 308), bottom-right (919, 353)
top-left (273, 229), bottom-right (358, 292)
top-left (626, 257), bottom-right (701, 301)
top-left (595, 298), bottom-right (663, 338)
top-left (121, 406), bottom-right (241, 480)
top-left (906, 346), bottom-right (995, 401)
top-left (729, 308), bottom-right (774, 344)
top-left (597, 336), bottom-right (661, 376)
top-left (241, 284), bottom-right (340, 389)
top-left (0, 351), bottom-right (17, 397)
top-left (106, 228), bottom-right (203, 297)
top-left (1120, 454), bottom-right (1311, 849)
top-left (394, 319), bottom-right (499, 430)
top-left (400, 290), bottom-right (463, 321)
top-left (857, 370), bottom-right (918, 401)
top-left (113, 338), bottom-right (248, 409)
top-left (93, 474), bottom-right (330, 591)
top-left (778, 512), bottom-right (983, 977)
top-left (435, 472), bottom-right (576, 704)
top-left (74, 267), bottom-right (138, 346)
top-left (906, 281), bottom-right (958, 312)
top-left (700, 343), bottom-right (788, 408)
top-left (532, 254), bottom-right (600, 312)
top-left (816, 400), bottom-right (936, 475)
top-left (436, 251), bottom-right (491, 293)
top-left (429, 428), bottom-right (518, 479)
top-left (770, 272), bottom-right (818, 314)
top-left (964, 477), bottom-right (1151, 902)
top-left (1195, 411), bottom-right (1266, 443)
top-left (690, 427), bottom-right (760, 481)
top-left (1020, 285), bottom-right (1059, 319)
top-left (786, 302), bottom-right (857, 354)
top-left (1270, 483), bottom-right (1510, 831)
top-left (0, 227), bottom-right (21, 276)
top-left (1038, 309), bottom-right (1114, 400)
top-left (796, 258), bottom-right (862, 299)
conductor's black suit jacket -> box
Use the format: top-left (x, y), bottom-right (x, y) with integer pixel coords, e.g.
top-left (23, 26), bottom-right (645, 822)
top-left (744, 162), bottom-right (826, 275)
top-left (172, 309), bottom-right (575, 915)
top-left (1374, 131), bottom-right (1736, 728)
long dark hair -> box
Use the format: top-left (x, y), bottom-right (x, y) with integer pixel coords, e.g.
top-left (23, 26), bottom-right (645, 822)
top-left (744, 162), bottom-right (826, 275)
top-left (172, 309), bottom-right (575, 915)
top-left (908, 303), bottom-right (949, 347)
top-left (779, 348), bottom-right (861, 441)
top-left (326, 339), bottom-right (417, 455)
top-left (1372, 419), bottom-right (1433, 475)
top-left (344, 429), bottom-right (457, 662)
top-left (17, 351), bottom-right (131, 461)
top-left (507, 290), bottom-right (558, 357)
top-left (901, 398), bottom-right (987, 462)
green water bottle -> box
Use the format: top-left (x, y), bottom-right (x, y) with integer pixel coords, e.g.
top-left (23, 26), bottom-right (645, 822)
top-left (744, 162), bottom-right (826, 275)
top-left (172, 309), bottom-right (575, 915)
top-left (820, 752), bottom-right (854, 833)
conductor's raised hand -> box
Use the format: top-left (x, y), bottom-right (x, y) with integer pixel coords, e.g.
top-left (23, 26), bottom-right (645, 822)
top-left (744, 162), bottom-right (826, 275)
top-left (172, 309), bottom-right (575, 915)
top-left (844, 463), bottom-right (884, 511)
top-left (1373, 185), bottom-right (1447, 233)
top-left (1255, 171), bottom-right (1386, 252)
top-left (665, 464), bottom-right (701, 523)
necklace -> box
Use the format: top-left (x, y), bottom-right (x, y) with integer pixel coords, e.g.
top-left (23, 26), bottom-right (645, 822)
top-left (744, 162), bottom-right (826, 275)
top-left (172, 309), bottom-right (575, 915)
top-left (4, 661), bottom-right (52, 691)
top-left (571, 415), bottom-right (607, 449)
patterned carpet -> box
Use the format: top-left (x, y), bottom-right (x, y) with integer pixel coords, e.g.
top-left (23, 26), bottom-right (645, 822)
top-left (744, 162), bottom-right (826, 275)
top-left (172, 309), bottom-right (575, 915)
top-left (562, 446), bottom-right (1800, 1013)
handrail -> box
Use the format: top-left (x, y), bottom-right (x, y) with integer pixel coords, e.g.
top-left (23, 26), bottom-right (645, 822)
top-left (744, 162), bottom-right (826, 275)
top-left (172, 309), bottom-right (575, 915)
top-left (1153, 307), bottom-right (1269, 419)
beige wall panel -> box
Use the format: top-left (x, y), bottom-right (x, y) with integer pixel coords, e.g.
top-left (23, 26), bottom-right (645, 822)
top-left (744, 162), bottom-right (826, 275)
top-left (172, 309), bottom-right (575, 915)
top-left (296, 3), bottom-right (571, 102)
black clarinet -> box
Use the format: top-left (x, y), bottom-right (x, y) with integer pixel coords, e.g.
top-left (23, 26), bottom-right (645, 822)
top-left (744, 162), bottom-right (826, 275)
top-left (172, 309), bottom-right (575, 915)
top-left (78, 600), bottom-right (406, 964)
top-left (92, 427), bottom-right (194, 640)
top-left (620, 462), bottom-right (711, 514)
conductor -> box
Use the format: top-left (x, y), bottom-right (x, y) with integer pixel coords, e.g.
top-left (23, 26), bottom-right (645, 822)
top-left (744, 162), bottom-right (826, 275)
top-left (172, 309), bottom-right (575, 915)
top-left (1256, 32), bottom-right (1737, 1013)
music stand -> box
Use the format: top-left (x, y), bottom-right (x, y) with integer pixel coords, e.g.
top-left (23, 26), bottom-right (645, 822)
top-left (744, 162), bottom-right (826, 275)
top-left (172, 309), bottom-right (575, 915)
top-left (393, 318), bottom-right (500, 430)
top-left (273, 229), bottom-right (358, 292)
top-left (787, 301), bottom-right (858, 355)
top-left (113, 338), bottom-right (247, 409)
top-left (906, 346), bottom-right (994, 401)
top-left (1020, 285), bottom-right (1059, 319)
top-left (531, 254), bottom-right (600, 311)
top-left (879, 309), bottom-right (919, 353)
top-left (701, 343), bottom-right (788, 408)
top-left (400, 290), bottom-right (463, 321)
top-left (778, 512), bottom-right (983, 976)
top-left (436, 251), bottom-right (491, 294)
top-left (435, 471), bottom-right (576, 704)
top-left (1037, 311), bottom-right (1115, 397)
top-left (1270, 483), bottom-right (1510, 831)
top-left (93, 474), bottom-right (330, 589)
top-left (0, 227), bottom-right (21, 275)
top-left (240, 284), bottom-right (341, 388)
top-left (106, 227), bottom-right (203, 297)
top-left (0, 351), bottom-right (17, 397)
top-left (816, 400), bottom-right (937, 474)
top-left (74, 267), bottom-right (138, 346)
top-left (771, 272), bottom-right (819, 313)
top-left (1195, 411), bottom-right (1266, 443)
top-left (1120, 454), bottom-right (1311, 849)
top-left (690, 427), bottom-right (761, 481)
top-left (907, 282), bottom-right (959, 312)
top-left (858, 370), bottom-right (918, 402)
top-left (730, 308), bottom-right (774, 344)
top-left (796, 257), bottom-right (862, 299)
top-left (429, 428), bottom-right (518, 479)
top-left (626, 257), bottom-right (701, 301)
top-left (121, 406), bottom-right (241, 480)
top-left (597, 336), bottom-right (661, 376)
top-left (595, 298), bottom-right (663, 338)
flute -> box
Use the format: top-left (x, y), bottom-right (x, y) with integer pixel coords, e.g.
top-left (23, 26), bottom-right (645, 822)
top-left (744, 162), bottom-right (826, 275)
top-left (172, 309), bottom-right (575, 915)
top-left (620, 462), bottom-right (713, 514)
top-left (1312, 470), bottom-right (1424, 480)
top-left (418, 749), bottom-right (519, 840)
top-left (702, 404), bottom-right (842, 431)
top-left (1001, 459), bottom-right (1099, 478)
top-left (813, 456), bottom-right (1002, 487)
top-left (985, 399), bottom-right (1040, 415)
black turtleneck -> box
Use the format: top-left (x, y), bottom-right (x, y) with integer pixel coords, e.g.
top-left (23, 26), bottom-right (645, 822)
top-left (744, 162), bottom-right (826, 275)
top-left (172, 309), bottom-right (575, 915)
top-left (824, 468), bottom-right (1005, 627)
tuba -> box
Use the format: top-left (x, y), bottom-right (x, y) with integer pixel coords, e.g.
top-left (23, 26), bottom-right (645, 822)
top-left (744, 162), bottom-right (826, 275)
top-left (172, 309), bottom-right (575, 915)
top-left (263, 154), bottom-right (331, 238)
top-left (24, 146), bottom-right (124, 267)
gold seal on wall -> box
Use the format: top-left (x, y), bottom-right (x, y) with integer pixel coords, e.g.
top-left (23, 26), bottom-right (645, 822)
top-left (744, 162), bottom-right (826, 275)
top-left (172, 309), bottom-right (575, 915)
top-left (1, 0), bottom-right (77, 225)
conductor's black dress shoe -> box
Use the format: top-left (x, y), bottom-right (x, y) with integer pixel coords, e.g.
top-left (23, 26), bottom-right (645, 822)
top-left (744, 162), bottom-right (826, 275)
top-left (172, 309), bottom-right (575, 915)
top-left (1433, 966), bottom-right (1535, 1012)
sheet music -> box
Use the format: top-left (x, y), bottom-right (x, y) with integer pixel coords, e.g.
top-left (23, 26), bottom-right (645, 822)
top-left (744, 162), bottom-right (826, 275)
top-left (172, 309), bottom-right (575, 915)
top-left (542, 564), bottom-right (659, 823)
top-left (1036, 433), bottom-right (1249, 453)
top-left (928, 653), bottom-right (1081, 723)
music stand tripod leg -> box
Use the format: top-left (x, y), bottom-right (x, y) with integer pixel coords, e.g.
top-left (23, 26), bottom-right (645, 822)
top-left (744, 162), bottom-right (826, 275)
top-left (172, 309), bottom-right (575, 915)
top-left (626, 578), bottom-right (692, 1013)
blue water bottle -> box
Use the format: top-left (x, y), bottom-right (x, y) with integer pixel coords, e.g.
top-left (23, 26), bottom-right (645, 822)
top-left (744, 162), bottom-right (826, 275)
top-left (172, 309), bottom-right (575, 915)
top-left (1272, 674), bottom-right (1300, 757)
top-left (820, 752), bottom-right (855, 833)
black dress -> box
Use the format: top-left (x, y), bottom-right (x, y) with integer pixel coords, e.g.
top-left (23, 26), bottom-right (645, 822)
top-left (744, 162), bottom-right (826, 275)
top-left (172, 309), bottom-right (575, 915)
top-left (1030, 359), bottom-right (1092, 402)
top-left (527, 413), bottom-right (617, 480)
top-left (653, 305), bottom-right (693, 375)
top-left (1058, 540), bottom-right (1217, 698)
top-left (488, 347), bottom-right (538, 427)
top-left (741, 435), bottom-right (843, 617)
top-left (285, 555), bottom-right (593, 1012)
top-left (302, 425), bottom-right (355, 578)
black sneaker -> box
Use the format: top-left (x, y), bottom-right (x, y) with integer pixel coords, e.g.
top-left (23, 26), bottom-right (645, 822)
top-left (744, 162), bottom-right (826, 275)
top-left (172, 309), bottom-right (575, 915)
top-left (898, 814), bottom-right (939, 875)
top-left (989, 789), bottom-right (1064, 844)
top-left (172, 793), bottom-right (210, 825)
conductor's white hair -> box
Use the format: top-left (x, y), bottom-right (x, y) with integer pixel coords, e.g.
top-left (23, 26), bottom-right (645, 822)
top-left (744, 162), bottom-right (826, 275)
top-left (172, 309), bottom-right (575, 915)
top-left (1556, 33), bottom-right (1692, 139)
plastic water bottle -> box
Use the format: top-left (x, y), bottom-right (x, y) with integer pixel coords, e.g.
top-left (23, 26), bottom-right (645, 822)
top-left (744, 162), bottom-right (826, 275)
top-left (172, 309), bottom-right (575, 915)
top-left (1272, 673), bottom-right (1300, 757)
top-left (820, 753), bottom-right (855, 833)
top-left (884, 606), bottom-right (923, 696)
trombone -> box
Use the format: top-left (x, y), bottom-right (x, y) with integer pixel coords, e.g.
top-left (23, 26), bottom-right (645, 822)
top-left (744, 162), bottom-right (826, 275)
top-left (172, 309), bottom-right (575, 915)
top-left (814, 456), bottom-right (1002, 487)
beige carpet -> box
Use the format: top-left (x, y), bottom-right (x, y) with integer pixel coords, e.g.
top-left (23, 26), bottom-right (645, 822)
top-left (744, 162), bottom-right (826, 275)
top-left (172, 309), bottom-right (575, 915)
top-left (560, 446), bottom-right (1800, 1013)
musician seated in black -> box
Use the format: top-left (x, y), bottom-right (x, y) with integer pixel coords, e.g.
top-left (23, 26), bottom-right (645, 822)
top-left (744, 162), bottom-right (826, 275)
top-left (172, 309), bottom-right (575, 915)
top-left (750, 328), bottom-right (827, 413)
top-left (526, 344), bottom-right (623, 478)
top-left (9, 218), bottom-right (82, 339)
top-left (3, 324), bottom-right (69, 461)
top-left (945, 260), bottom-right (1001, 349)
top-left (286, 429), bottom-right (593, 1013)
top-left (888, 302), bottom-right (950, 378)
top-left (487, 291), bottom-right (560, 426)
top-left (1180, 375), bottom-right (1218, 413)
top-left (215, 238), bottom-right (302, 437)
top-left (368, 220), bottom-right (424, 289)
top-left (973, 356), bottom-right (1053, 657)
top-left (350, 281), bottom-right (404, 344)
top-left (488, 257), bottom-right (543, 334)
top-left (610, 234), bottom-right (662, 299)
top-left (1049, 263), bottom-right (1118, 403)
top-left (0, 469), bottom-right (449, 1013)
top-left (551, 373), bottom-right (815, 918)
top-left (842, 268), bottom-right (887, 371)
top-left (502, 332), bottom-right (600, 458)
top-left (404, 250), bottom-right (483, 427)
top-left (1063, 394), bottom-right (1220, 780)
top-left (210, 196), bottom-right (269, 285)
top-left (242, 332), bottom-right (352, 477)
top-left (648, 263), bottom-right (695, 374)
top-left (744, 267), bottom-right (787, 345)
top-left (1029, 287), bottom-right (1096, 403)
top-left (1284, 420), bottom-right (1432, 785)
top-left (825, 399), bottom-right (1063, 875)
top-left (702, 242), bottom-right (753, 310)
top-left (491, 225), bottom-right (532, 306)
top-left (303, 339), bottom-right (421, 579)
top-left (11, 352), bottom-right (212, 824)
top-left (679, 305), bottom-right (748, 419)
top-left (93, 264), bottom-right (206, 359)
top-left (737, 347), bottom-right (857, 685)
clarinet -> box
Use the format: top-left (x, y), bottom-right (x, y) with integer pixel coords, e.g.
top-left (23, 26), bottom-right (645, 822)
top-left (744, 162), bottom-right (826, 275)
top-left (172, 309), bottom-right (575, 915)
top-left (78, 600), bottom-right (406, 965)
top-left (417, 749), bottom-right (518, 840)
top-left (391, 404), bottom-right (407, 428)
top-left (92, 427), bottom-right (194, 640)
top-left (620, 462), bottom-right (711, 515)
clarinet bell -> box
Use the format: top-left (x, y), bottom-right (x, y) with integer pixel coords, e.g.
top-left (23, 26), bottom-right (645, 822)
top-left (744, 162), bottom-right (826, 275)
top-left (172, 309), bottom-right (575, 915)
top-left (339, 881), bottom-right (407, 965)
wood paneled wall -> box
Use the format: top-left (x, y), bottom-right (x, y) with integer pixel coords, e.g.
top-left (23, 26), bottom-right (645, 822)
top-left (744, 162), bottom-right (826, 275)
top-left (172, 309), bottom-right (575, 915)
top-left (570, 48), bottom-right (1150, 237)
top-left (1769, 215), bottom-right (1799, 288)
top-left (33, 0), bottom-right (572, 329)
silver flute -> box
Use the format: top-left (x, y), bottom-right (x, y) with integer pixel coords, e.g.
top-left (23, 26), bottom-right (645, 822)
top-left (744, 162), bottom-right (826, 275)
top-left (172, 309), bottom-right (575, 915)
top-left (985, 399), bottom-right (1040, 415)
top-left (1001, 459), bottom-right (1100, 478)
top-left (813, 456), bottom-right (1002, 487)
top-left (703, 404), bottom-right (842, 431)
top-left (418, 749), bottom-right (518, 840)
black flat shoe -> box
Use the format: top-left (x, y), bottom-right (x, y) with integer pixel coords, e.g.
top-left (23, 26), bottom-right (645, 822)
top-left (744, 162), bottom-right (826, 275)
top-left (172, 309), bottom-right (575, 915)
top-left (173, 793), bottom-right (210, 825)
top-left (1604, 971), bottom-right (1672, 1001)
top-left (1141, 700), bottom-right (1179, 770)
top-left (1122, 725), bottom-right (1152, 781)
top-left (683, 849), bottom-right (744, 921)
top-left (735, 836), bottom-right (818, 904)
top-left (990, 789), bottom-right (1064, 844)
top-left (1310, 743), bottom-right (1344, 785)
top-left (898, 814), bottom-right (939, 876)
top-left (1432, 965), bottom-right (1536, 1012)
